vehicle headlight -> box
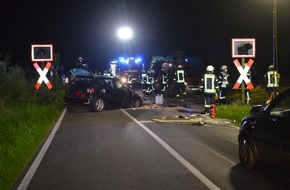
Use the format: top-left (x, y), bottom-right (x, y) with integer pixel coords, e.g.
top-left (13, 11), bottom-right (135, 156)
top-left (121, 77), bottom-right (127, 83)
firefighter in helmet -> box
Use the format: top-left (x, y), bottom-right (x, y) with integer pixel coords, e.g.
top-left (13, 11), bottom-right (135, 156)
top-left (218, 65), bottom-right (229, 104)
top-left (160, 67), bottom-right (168, 94)
top-left (264, 64), bottom-right (280, 102)
top-left (200, 65), bottom-right (219, 113)
top-left (145, 70), bottom-right (155, 94)
top-left (174, 65), bottom-right (186, 98)
top-left (141, 69), bottom-right (147, 94)
top-left (127, 70), bottom-right (132, 88)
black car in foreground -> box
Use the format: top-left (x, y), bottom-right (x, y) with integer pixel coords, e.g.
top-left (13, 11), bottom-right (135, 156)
top-left (238, 88), bottom-right (290, 171)
top-left (64, 66), bottom-right (143, 112)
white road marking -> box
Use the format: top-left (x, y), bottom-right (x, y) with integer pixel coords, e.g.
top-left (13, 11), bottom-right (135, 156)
top-left (121, 109), bottom-right (221, 190)
top-left (17, 109), bottom-right (67, 190)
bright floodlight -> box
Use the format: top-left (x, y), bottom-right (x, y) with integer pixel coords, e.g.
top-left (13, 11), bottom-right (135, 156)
top-left (117, 27), bottom-right (133, 40)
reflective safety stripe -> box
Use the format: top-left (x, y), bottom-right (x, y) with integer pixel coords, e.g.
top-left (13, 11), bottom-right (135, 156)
top-left (177, 70), bottom-right (185, 83)
top-left (141, 74), bottom-right (146, 84)
top-left (146, 76), bottom-right (151, 84)
top-left (204, 74), bottom-right (216, 93)
top-left (162, 75), bottom-right (167, 84)
top-left (267, 71), bottom-right (279, 88)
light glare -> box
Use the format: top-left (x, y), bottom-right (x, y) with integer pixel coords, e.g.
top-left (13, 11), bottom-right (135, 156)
top-left (117, 27), bottom-right (133, 40)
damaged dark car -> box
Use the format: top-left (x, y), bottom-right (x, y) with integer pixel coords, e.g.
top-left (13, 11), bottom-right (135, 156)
top-left (64, 66), bottom-right (143, 112)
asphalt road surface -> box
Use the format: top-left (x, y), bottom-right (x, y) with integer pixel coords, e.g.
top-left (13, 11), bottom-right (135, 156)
top-left (14, 106), bottom-right (289, 190)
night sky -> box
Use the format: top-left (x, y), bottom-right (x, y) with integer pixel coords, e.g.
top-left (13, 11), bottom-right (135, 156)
top-left (1, 0), bottom-right (290, 78)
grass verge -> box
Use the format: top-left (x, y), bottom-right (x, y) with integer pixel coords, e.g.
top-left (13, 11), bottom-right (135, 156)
top-left (216, 86), bottom-right (289, 125)
top-left (0, 104), bottom-right (63, 190)
top-left (217, 103), bottom-right (251, 125)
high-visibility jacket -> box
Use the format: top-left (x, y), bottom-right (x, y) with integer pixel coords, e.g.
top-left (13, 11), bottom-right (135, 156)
top-left (161, 73), bottom-right (168, 84)
top-left (141, 73), bottom-right (147, 84)
top-left (146, 75), bottom-right (153, 84)
top-left (200, 73), bottom-right (219, 94)
top-left (218, 72), bottom-right (229, 88)
top-left (267, 70), bottom-right (280, 88)
top-left (176, 69), bottom-right (185, 83)
top-left (127, 74), bottom-right (132, 84)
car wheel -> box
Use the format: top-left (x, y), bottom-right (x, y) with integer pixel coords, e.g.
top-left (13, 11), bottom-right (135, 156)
top-left (239, 134), bottom-right (256, 169)
top-left (92, 98), bottom-right (105, 112)
top-left (133, 98), bottom-right (142, 107)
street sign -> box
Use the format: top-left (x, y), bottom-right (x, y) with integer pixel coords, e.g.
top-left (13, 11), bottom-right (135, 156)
top-left (232, 38), bottom-right (256, 58)
top-left (232, 59), bottom-right (254, 90)
top-left (31, 44), bottom-right (53, 62)
top-left (33, 62), bottom-right (53, 90)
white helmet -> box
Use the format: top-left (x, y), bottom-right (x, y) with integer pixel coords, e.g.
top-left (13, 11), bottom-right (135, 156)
top-left (206, 65), bottom-right (214, 72)
top-left (268, 65), bottom-right (274, 70)
top-left (177, 65), bottom-right (183, 69)
top-left (221, 65), bottom-right (227, 71)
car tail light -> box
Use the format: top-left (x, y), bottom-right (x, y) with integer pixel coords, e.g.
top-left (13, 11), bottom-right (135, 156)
top-left (75, 90), bottom-right (86, 97)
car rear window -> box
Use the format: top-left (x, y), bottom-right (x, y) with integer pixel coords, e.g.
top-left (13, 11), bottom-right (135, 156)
top-left (67, 77), bottom-right (92, 96)
top-left (70, 68), bottom-right (93, 76)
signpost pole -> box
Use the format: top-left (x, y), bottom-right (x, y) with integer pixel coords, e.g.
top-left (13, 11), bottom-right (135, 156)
top-left (241, 58), bottom-right (245, 103)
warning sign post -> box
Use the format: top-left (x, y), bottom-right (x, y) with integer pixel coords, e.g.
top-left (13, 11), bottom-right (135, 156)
top-left (31, 44), bottom-right (53, 90)
top-left (232, 58), bottom-right (254, 103)
top-left (33, 62), bottom-right (53, 90)
top-left (231, 38), bottom-right (255, 103)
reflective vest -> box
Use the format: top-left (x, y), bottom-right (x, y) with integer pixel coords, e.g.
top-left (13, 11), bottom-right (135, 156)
top-left (176, 70), bottom-right (185, 83)
top-left (141, 73), bottom-right (146, 84)
top-left (127, 74), bottom-right (132, 84)
top-left (146, 75), bottom-right (153, 84)
top-left (218, 72), bottom-right (229, 88)
top-left (162, 74), bottom-right (168, 84)
top-left (267, 71), bottom-right (279, 88)
top-left (203, 74), bottom-right (218, 93)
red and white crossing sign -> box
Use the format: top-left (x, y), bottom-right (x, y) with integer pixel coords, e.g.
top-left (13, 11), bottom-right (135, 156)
top-left (232, 59), bottom-right (254, 90)
top-left (33, 62), bottom-right (53, 90)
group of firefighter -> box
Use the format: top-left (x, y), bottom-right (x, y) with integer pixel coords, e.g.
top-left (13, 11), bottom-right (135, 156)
top-left (127, 63), bottom-right (280, 114)
top-left (201, 64), bottom-right (280, 113)
top-left (140, 64), bottom-right (187, 98)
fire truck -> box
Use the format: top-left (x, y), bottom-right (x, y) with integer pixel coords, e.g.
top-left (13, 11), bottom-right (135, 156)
top-left (117, 57), bottom-right (143, 88)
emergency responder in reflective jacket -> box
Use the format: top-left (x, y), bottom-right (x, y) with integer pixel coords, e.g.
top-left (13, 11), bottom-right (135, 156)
top-left (160, 67), bottom-right (168, 94)
top-left (141, 70), bottom-right (147, 94)
top-left (264, 65), bottom-right (280, 101)
top-left (200, 65), bottom-right (219, 113)
top-left (145, 70), bottom-right (155, 94)
top-left (174, 65), bottom-right (186, 98)
top-left (126, 70), bottom-right (132, 88)
top-left (218, 65), bottom-right (229, 105)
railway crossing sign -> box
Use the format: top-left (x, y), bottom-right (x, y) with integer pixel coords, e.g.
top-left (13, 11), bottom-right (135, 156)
top-left (33, 62), bottom-right (53, 90)
top-left (31, 44), bottom-right (53, 90)
top-left (232, 59), bottom-right (254, 90)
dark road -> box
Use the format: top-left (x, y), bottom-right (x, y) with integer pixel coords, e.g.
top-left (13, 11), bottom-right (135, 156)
top-left (15, 106), bottom-right (289, 190)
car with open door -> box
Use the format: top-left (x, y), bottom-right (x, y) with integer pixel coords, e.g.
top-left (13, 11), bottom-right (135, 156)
top-left (64, 66), bottom-right (143, 112)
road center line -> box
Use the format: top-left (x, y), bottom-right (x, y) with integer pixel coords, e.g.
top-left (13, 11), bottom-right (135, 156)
top-left (17, 108), bottom-right (67, 190)
top-left (121, 109), bottom-right (221, 190)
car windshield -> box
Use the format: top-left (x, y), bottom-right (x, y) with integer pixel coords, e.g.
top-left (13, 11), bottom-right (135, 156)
top-left (270, 95), bottom-right (290, 116)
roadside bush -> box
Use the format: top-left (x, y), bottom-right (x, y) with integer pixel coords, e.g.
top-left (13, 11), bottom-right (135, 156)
top-left (0, 67), bottom-right (33, 108)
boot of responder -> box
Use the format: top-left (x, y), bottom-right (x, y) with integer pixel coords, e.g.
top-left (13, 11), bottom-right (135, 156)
top-left (183, 91), bottom-right (187, 98)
